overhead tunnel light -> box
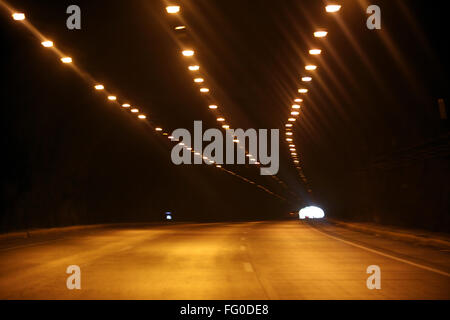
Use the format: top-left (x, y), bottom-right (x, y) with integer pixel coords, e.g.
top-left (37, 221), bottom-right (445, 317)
top-left (314, 31), bottom-right (328, 38)
top-left (182, 50), bottom-right (195, 57)
top-left (41, 40), bottom-right (53, 48)
top-left (12, 13), bottom-right (25, 20)
top-left (166, 6), bottom-right (180, 14)
top-left (326, 5), bottom-right (342, 13)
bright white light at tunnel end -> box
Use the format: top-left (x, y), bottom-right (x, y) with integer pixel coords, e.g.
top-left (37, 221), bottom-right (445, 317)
top-left (299, 206), bottom-right (325, 220)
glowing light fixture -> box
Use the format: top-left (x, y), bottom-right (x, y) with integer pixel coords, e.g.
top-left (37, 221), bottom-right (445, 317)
top-left (309, 49), bottom-right (322, 55)
top-left (209, 105), bottom-right (218, 109)
top-left (41, 41), bottom-right (53, 48)
top-left (305, 65), bottom-right (317, 71)
top-left (61, 57), bottom-right (72, 63)
top-left (166, 6), bottom-right (180, 14)
top-left (302, 77), bottom-right (312, 82)
top-left (94, 84), bottom-right (104, 90)
top-left (314, 31), bottom-right (328, 38)
top-left (326, 5), bottom-right (341, 13)
top-left (182, 50), bottom-right (195, 57)
top-left (298, 89), bottom-right (308, 93)
top-left (107, 95), bottom-right (117, 101)
top-left (188, 65), bottom-right (200, 71)
top-left (12, 13), bottom-right (25, 20)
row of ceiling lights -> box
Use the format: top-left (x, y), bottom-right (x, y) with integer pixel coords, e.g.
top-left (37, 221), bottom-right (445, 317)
top-left (7, 4), bottom-right (285, 200)
top-left (166, 4), bottom-right (301, 198)
top-left (283, 3), bottom-right (341, 192)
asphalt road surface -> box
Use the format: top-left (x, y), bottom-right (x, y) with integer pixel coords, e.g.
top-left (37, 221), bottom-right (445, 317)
top-left (0, 221), bottom-right (448, 299)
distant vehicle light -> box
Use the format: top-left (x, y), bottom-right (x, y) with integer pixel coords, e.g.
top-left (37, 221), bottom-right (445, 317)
top-left (166, 215), bottom-right (172, 220)
top-left (299, 206), bottom-right (325, 219)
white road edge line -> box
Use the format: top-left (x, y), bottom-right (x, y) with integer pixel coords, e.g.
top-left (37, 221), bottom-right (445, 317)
top-left (311, 226), bottom-right (450, 278)
top-left (243, 262), bottom-right (254, 273)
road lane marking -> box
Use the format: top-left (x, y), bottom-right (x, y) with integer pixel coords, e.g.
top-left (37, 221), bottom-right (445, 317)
top-left (0, 239), bottom-right (63, 252)
top-left (311, 226), bottom-right (450, 278)
top-left (243, 262), bottom-right (254, 272)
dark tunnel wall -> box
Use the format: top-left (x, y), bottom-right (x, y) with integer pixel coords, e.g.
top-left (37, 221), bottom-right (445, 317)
top-left (1, 0), bottom-right (449, 233)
